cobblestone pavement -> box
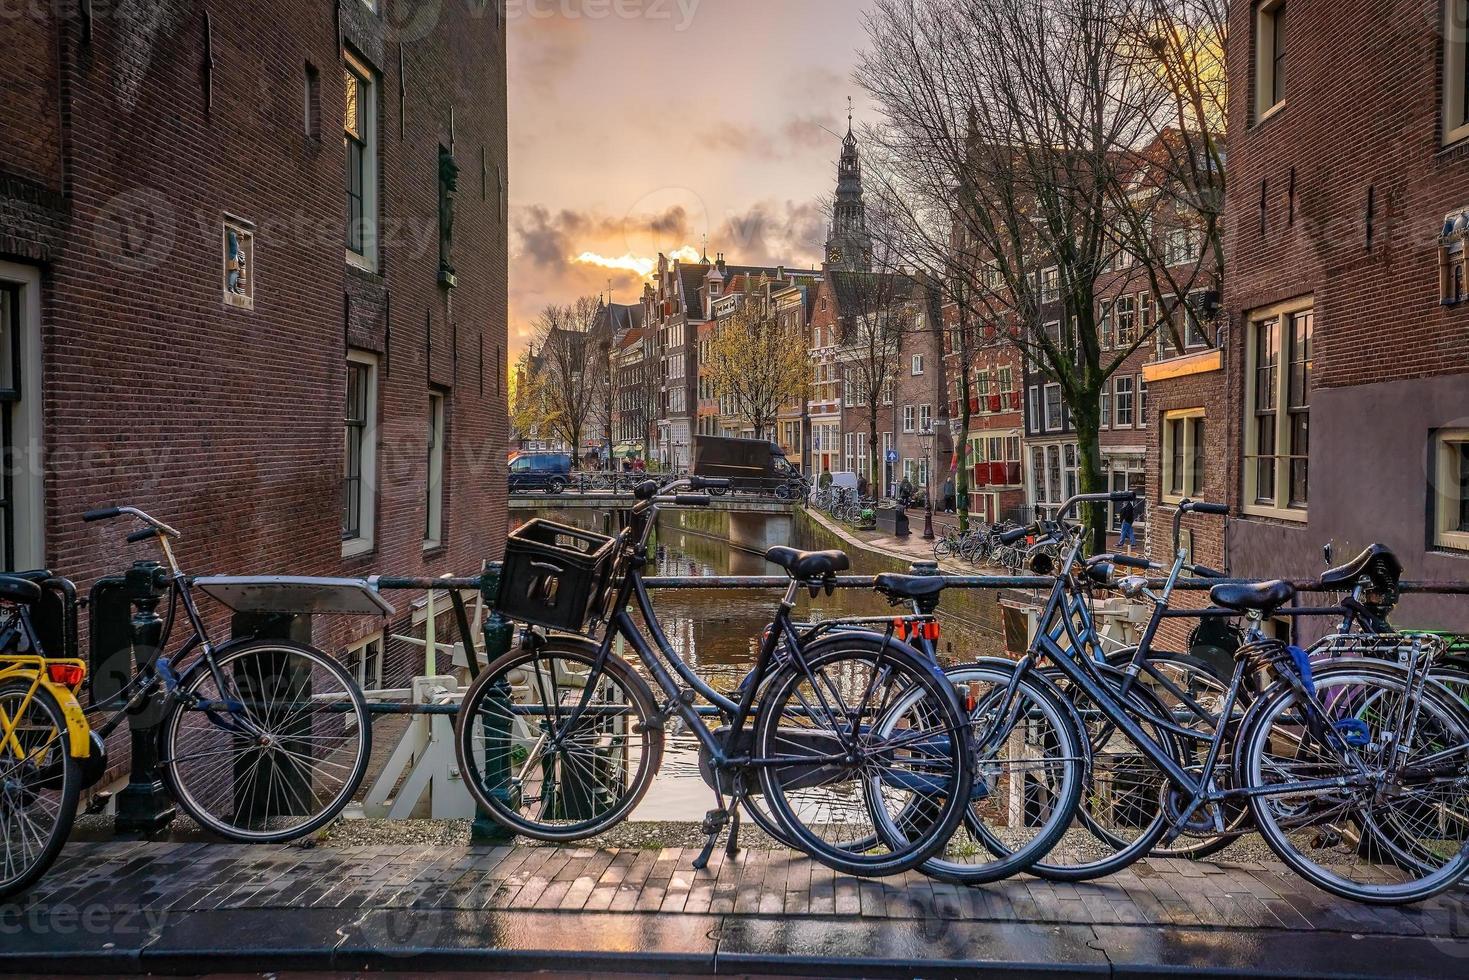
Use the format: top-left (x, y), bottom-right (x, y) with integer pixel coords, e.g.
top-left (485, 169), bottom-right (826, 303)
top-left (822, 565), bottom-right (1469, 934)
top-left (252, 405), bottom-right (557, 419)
top-left (3, 840), bottom-right (1468, 976)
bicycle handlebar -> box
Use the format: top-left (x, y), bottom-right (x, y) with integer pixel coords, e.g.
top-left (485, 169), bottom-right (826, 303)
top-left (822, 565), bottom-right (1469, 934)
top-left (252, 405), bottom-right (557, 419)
top-left (81, 505), bottom-right (182, 539)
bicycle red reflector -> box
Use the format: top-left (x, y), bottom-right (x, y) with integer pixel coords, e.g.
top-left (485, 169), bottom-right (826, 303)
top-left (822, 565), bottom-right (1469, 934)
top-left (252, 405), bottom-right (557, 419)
top-left (47, 663), bottom-right (85, 687)
top-left (924, 622), bottom-right (940, 641)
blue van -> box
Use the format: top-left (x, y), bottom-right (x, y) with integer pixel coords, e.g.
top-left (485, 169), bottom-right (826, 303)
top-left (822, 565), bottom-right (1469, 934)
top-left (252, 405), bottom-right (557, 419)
top-left (508, 452), bottom-right (573, 494)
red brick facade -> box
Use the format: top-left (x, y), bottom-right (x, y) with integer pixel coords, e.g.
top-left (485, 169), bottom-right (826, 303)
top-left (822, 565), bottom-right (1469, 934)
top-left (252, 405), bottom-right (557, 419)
top-left (2, 2), bottom-right (509, 662)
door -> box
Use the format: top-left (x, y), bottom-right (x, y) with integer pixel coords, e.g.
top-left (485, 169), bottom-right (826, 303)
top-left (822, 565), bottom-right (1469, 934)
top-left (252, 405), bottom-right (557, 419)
top-left (0, 265), bottom-right (42, 570)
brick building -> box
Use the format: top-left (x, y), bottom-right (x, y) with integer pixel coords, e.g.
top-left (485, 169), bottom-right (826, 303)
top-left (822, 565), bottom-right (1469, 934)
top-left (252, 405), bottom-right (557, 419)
top-left (1203, 0), bottom-right (1469, 631)
top-left (2, 1), bottom-right (510, 675)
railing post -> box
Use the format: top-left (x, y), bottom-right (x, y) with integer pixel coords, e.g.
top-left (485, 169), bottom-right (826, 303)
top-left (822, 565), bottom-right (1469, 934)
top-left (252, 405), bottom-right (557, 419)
top-left (114, 561), bottom-right (178, 837)
top-left (472, 563), bottom-right (518, 843)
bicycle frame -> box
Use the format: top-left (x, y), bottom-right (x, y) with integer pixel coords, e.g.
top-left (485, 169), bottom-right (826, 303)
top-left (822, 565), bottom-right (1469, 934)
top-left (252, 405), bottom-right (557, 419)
top-left (0, 655), bottom-right (91, 759)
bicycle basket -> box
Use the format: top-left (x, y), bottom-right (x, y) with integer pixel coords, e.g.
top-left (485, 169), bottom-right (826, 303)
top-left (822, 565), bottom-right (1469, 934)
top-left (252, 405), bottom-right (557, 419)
top-left (497, 519), bottom-right (618, 635)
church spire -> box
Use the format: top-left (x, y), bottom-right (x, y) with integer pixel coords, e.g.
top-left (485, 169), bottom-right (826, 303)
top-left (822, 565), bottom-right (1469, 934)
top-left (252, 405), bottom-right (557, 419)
top-left (826, 99), bottom-right (872, 272)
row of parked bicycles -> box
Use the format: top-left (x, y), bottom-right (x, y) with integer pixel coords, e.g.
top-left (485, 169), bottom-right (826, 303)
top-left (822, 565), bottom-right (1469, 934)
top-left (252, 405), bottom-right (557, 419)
top-left (932, 518), bottom-right (1064, 573)
top-left (808, 485), bottom-right (884, 525)
top-left (5, 479), bottom-right (1468, 910)
top-left (458, 477), bottom-right (1469, 907)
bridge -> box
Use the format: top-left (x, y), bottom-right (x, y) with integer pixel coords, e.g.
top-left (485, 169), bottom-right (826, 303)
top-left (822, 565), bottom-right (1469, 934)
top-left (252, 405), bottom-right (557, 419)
top-left (509, 492), bottom-right (796, 551)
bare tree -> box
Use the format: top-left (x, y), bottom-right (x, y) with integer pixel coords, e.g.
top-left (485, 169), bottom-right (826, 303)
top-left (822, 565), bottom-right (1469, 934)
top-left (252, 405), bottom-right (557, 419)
top-left (707, 289), bottom-right (811, 441)
top-left (859, 0), bottom-right (1202, 544)
top-left (530, 296), bottom-right (603, 466)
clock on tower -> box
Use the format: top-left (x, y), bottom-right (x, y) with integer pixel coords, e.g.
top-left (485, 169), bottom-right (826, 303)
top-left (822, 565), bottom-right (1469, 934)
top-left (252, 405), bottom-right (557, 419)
top-left (827, 245), bottom-right (844, 265)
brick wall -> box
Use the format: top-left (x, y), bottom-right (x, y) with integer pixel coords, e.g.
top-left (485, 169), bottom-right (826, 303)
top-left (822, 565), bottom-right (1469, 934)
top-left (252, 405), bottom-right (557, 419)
top-left (0, 2), bottom-right (509, 660)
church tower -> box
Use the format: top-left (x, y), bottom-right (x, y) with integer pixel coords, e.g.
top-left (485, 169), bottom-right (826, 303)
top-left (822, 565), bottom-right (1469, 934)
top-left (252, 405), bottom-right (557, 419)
top-left (825, 101), bottom-right (873, 272)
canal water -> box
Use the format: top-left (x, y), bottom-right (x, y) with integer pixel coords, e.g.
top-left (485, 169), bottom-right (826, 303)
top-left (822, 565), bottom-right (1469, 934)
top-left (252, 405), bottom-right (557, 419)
top-left (516, 506), bottom-right (1010, 821)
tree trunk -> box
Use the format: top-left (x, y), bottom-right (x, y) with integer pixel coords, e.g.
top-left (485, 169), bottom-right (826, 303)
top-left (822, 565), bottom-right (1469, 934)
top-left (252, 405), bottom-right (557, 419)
top-left (954, 312), bottom-right (974, 533)
top-left (1070, 388), bottom-right (1106, 555)
top-left (869, 413), bottom-right (881, 501)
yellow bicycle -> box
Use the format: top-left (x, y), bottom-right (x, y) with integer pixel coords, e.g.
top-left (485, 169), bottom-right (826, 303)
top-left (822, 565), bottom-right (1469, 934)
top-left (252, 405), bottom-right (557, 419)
top-left (0, 573), bottom-right (90, 901)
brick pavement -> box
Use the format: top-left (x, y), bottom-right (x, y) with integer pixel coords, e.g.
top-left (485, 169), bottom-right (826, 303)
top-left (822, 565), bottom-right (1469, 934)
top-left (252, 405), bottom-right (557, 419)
top-left (3, 839), bottom-right (1468, 976)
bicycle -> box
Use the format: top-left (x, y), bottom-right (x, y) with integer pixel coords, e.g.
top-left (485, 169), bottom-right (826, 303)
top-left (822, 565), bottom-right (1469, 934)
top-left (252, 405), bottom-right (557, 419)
top-left (975, 493), bottom-right (1469, 905)
top-left (0, 573), bottom-right (88, 900)
top-left (454, 476), bottom-right (974, 878)
top-left (74, 506), bottom-right (373, 842)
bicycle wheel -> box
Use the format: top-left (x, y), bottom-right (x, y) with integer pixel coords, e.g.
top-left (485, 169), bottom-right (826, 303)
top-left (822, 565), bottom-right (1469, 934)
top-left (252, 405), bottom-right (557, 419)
top-left (0, 681), bottom-right (80, 900)
top-left (1026, 670), bottom-right (1182, 881)
top-left (162, 641), bottom-right (371, 843)
top-left (456, 640), bottom-right (662, 842)
top-left (1104, 651), bottom-right (1253, 860)
top-left (924, 661), bottom-right (1086, 885)
top-left (756, 637), bottom-right (971, 877)
top-left (1240, 663), bottom-right (1469, 905)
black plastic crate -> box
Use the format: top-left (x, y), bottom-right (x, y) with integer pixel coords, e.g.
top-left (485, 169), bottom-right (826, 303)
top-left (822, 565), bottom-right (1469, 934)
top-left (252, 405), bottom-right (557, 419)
top-left (497, 519), bottom-right (618, 635)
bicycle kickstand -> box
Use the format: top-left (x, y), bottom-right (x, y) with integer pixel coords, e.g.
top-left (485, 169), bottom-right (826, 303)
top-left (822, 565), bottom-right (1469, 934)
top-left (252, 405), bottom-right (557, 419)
top-left (692, 803), bottom-right (730, 871)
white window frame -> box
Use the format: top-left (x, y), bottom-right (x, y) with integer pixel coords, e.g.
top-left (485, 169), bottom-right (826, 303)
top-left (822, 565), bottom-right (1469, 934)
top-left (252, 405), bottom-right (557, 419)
top-left (1043, 383), bottom-right (1063, 433)
top-left (918, 403), bottom-right (933, 431)
top-left (344, 49), bottom-right (379, 271)
top-left (425, 391), bottom-right (446, 549)
top-left (1113, 375), bottom-right (1134, 428)
top-left (1137, 374), bottom-right (1149, 428)
top-left (0, 262), bottom-right (44, 569)
top-left (1162, 408), bottom-right (1207, 504)
top-left (903, 404), bottom-right (916, 433)
top-left (911, 353), bottom-right (924, 376)
top-left (1027, 385), bottom-right (1040, 433)
top-left (1255, 0), bottom-right (1287, 123)
top-left (1243, 297), bottom-right (1312, 521)
top-left (1447, 1), bottom-right (1469, 146)
top-left (1040, 266), bottom-right (1060, 303)
top-left (345, 632), bottom-right (385, 692)
top-left (343, 349), bottom-right (379, 557)
top-left (1433, 428), bottom-right (1469, 552)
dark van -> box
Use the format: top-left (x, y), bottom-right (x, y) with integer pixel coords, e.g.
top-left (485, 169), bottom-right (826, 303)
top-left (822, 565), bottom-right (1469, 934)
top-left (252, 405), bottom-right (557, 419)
top-left (693, 436), bottom-right (807, 498)
top-left (508, 451), bottom-right (573, 494)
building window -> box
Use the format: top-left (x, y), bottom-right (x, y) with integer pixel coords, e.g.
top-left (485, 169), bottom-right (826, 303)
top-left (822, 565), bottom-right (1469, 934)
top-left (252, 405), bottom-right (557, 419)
top-left (425, 391), bottom-right (446, 549)
top-left (1433, 429), bottom-right (1469, 551)
top-left (1113, 296), bottom-right (1135, 347)
top-left (1107, 457), bottom-right (1147, 530)
top-left (1137, 375), bottom-right (1149, 428)
top-left (911, 353), bottom-right (924, 375)
top-left (1163, 409), bottom-right (1207, 502)
top-left (343, 350), bottom-right (379, 555)
top-left (918, 403), bottom-right (933, 431)
top-left (1244, 300), bottom-right (1311, 518)
top-left (903, 404), bottom-right (916, 432)
top-left (1255, 0), bottom-right (1287, 121)
top-left (345, 633), bottom-right (384, 691)
top-left (344, 52), bottom-right (378, 269)
top-left (1027, 385), bottom-right (1040, 432)
top-left (0, 270), bottom-right (43, 570)
top-left (1113, 375), bottom-right (1134, 428)
top-left (1445, 1), bottom-right (1469, 146)
top-left (1040, 266), bottom-right (1060, 303)
top-left (1164, 228), bottom-right (1199, 266)
top-left (1043, 383), bottom-right (1063, 432)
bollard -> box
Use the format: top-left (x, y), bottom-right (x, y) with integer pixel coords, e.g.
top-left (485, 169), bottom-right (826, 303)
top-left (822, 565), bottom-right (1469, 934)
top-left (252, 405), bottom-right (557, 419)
top-left (114, 561), bottom-right (178, 836)
top-left (472, 564), bottom-right (518, 843)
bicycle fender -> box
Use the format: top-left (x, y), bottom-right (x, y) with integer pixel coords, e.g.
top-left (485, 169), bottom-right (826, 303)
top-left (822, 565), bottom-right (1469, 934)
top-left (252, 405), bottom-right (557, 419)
top-left (46, 681), bottom-right (93, 758)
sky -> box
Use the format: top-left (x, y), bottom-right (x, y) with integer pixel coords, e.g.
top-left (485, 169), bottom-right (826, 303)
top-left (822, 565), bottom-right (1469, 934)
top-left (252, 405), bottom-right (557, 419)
top-left (506, 0), bottom-right (878, 352)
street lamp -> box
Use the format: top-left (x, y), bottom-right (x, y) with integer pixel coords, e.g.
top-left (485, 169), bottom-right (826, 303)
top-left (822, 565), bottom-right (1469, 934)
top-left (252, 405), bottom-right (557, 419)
top-left (918, 424), bottom-right (935, 541)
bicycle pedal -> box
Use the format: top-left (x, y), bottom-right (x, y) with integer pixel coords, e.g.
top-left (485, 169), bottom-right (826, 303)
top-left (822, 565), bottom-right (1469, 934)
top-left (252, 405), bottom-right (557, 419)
top-left (699, 808), bottom-right (729, 835)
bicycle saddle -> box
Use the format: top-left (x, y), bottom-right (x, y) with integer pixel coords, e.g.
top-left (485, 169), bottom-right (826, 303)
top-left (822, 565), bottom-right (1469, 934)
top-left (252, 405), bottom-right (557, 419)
top-left (873, 573), bottom-right (946, 601)
top-left (1317, 543), bottom-right (1401, 590)
top-left (0, 575), bottom-right (43, 606)
top-left (1209, 579), bottom-right (1295, 614)
top-left (765, 547), bottom-right (849, 579)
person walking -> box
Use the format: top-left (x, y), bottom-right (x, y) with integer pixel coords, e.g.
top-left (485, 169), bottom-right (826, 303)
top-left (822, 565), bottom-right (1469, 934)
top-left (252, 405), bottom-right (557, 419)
top-left (1118, 499), bottom-right (1138, 553)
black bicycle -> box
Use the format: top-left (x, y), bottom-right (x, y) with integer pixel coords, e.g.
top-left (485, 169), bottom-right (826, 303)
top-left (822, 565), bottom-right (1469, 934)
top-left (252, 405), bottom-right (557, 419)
top-left (76, 507), bottom-right (373, 842)
top-left (454, 476), bottom-right (973, 878)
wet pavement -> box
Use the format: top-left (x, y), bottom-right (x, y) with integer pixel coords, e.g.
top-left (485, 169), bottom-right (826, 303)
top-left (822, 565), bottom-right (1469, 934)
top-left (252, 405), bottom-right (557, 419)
top-left (4, 839), bottom-right (1467, 977)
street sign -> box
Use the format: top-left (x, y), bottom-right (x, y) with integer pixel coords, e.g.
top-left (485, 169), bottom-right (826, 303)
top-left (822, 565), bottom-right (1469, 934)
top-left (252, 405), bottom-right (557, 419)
top-left (886, 449), bottom-right (899, 463)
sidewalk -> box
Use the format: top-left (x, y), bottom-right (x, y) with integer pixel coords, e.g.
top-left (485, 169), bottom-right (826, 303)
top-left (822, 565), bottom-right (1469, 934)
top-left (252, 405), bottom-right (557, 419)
top-left (4, 838), bottom-right (1466, 976)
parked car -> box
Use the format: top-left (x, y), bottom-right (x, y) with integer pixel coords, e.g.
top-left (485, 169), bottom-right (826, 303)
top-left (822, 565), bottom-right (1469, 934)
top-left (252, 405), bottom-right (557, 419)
top-left (508, 451), bottom-right (573, 494)
top-left (693, 436), bottom-right (807, 499)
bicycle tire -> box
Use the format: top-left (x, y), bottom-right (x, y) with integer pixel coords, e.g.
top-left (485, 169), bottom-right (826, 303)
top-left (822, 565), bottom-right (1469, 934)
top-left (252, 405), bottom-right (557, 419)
top-left (161, 641), bottom-right (371, 843)
top-left (756, 637), bottom-right (972, 877)
top-left (0, 681), bottom-right (81, 900)
top-left (923, 660), bottom-right (1087, 885)
top-left (455, 639), bottom-right (663, 842)
top-left (1238, 661), bottom-right (1469, 905)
